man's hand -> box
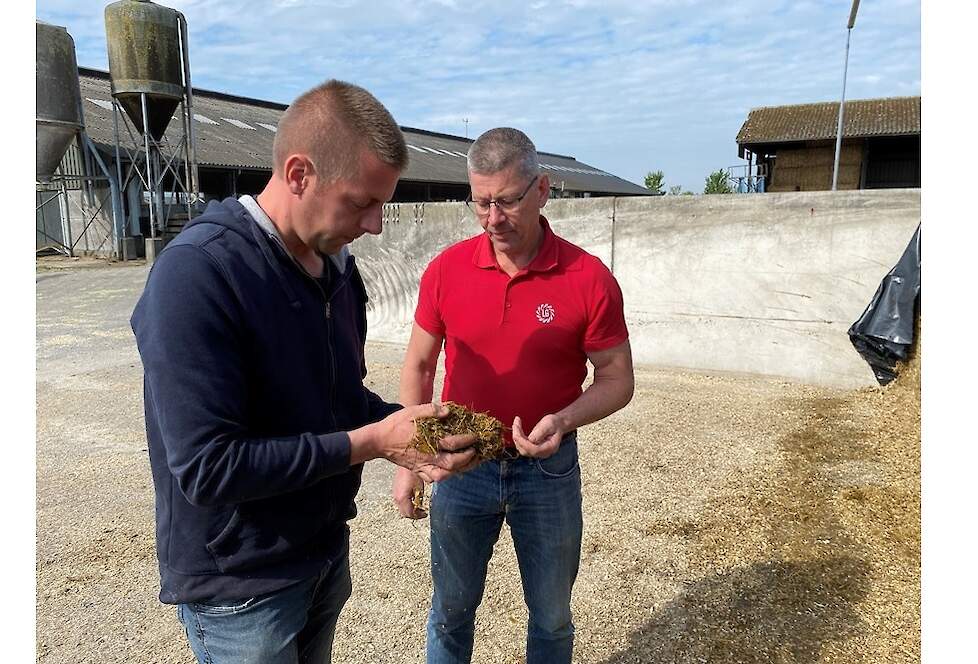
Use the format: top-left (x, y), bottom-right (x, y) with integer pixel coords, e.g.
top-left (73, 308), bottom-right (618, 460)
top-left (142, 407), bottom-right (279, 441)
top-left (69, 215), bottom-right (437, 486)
top-left (512, 414), bottom-right (564, 459)
top-left (392, 467), bottom-right (427, 519)
top-left (364, 403), bottom-right (479, 482)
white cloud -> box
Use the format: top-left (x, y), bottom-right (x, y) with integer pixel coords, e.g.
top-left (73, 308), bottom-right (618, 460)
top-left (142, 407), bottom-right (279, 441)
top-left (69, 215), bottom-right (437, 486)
top-left (36, 0), bottom-right (920, 192)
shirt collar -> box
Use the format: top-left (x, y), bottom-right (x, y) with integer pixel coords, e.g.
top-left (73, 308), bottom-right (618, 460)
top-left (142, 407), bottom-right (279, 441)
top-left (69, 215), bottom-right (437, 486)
top-left (472, 215), bottom-right (559, 273)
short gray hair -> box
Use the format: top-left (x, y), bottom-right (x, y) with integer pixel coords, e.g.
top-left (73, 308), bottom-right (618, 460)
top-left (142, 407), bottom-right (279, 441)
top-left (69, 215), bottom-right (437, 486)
top-left (467, 127), bottom-right (539, 181)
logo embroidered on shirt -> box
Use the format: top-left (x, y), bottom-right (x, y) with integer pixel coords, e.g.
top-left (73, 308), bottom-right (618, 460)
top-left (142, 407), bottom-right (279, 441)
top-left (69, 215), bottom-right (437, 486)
top-left (536, 303), bottom-right (555, 324)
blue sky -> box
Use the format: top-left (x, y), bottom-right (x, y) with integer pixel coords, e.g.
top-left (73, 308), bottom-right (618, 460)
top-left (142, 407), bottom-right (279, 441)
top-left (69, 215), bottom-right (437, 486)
top-left (36, 0), bottom-right (920, 193)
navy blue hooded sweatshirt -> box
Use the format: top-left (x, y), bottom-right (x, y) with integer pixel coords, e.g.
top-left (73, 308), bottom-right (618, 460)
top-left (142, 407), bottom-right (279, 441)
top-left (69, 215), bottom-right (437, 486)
top-left (130, 197), bottom-right (399, 605)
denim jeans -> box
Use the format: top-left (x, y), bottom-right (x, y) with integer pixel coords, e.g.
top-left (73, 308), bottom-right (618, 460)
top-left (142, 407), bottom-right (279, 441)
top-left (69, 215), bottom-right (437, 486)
top-left (176, 536), bottom-right (352, 664)
top-left (427, 432), bottom-right (583, 664)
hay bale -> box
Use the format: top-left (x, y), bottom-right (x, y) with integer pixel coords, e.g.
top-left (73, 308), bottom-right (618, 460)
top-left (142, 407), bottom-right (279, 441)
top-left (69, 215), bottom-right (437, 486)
top-left (770, 144), bottom-right (862, 190)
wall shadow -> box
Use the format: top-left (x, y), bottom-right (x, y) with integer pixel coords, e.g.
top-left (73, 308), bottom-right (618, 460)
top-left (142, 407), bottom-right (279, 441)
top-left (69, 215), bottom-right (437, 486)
top-left (598, 556), bottom-right (870, 663)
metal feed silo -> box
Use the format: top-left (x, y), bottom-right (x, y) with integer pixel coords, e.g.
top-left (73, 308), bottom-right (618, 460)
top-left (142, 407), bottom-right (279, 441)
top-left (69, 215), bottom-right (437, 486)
top-left (104, 0), bottom-right (183, 139)
top-left (36, 21), bottom-right (83, 180)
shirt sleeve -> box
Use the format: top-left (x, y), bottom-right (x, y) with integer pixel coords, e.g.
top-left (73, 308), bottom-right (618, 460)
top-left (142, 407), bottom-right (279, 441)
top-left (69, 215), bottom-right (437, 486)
top-left (583, 260), bottom-right (629, 353)
top-left (365, 389), bottom-right (403, 423)
top-left (414, 254), bottom-right (445, 337)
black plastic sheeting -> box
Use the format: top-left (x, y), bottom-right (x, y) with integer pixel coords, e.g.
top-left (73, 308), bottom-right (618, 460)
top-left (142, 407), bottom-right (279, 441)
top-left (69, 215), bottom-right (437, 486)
top-left (848, 224), bottom-right (921, 385)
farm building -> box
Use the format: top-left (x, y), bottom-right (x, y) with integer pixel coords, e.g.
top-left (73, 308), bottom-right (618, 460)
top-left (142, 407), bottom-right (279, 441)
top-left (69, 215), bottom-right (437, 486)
top-left (735, 96), bottom-right (920, 192)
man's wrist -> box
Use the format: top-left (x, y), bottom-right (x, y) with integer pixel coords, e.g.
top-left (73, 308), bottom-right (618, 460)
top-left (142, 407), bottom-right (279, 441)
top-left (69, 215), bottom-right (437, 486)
top-left (349, 422), bottom-right (379, 465)
top-left (553, 411), bottom-right (575, 433)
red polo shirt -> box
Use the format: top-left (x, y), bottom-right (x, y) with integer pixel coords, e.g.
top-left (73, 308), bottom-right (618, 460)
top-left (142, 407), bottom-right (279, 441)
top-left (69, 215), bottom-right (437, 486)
top-left (415, 216), bottom-right (628, 444)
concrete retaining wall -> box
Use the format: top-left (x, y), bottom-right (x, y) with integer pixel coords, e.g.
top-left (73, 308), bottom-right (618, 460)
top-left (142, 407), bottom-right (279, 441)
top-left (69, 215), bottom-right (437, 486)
top-left (351, 189), bottom-right (921, 388)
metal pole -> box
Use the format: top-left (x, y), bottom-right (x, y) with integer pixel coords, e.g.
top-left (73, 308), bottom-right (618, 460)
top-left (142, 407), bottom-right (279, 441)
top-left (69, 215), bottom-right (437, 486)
top-left (152, 149), bottom-right (166, 228)
top-left (111, 99), bottom-right (132, 237)
top-left (179, 103), bottom-right (193, 217)
top-left (59, 179), bottom-right (74, 257)
top-left (141, 93), bottom-right (156, 239)
top-left (176, 82), bottom-right (192, 214)
top-left (177, 11), bottom-right (200, 205)
top-left (831, 29), bottom-right (852, 191)
top-left (832, 0), bottom-right (860, 191)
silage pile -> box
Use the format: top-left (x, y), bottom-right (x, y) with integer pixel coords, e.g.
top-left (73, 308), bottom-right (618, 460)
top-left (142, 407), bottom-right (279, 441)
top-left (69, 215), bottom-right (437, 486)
top-left (587, 323), bottom-right (922, 663)
top-left (673, 324), bottom-right (921, 663)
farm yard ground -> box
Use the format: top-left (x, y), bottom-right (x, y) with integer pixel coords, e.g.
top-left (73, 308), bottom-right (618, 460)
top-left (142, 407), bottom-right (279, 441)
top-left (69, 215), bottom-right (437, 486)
top-left (36, 260), bottom-right (919, 663)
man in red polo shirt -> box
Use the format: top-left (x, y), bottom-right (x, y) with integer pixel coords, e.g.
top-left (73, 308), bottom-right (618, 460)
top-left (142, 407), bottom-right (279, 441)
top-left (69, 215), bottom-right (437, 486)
top-left (392, 127), bottom-right (634, 664)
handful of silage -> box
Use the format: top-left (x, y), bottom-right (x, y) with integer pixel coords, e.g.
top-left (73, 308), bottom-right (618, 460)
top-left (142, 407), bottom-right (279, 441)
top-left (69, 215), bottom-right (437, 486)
top-left (409, 402), bottom-right (506, 513)
top-left (411, 401), bottom-right (506, 460)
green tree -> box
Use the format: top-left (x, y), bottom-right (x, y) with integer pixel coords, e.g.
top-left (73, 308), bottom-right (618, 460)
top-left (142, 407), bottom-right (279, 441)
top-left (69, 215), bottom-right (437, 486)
top-left (704, 169), bottom-right (733, 194)
top-left (668, 185), bottom-right (684, 196)
top-left (644, 170), bottom-right (665, 195)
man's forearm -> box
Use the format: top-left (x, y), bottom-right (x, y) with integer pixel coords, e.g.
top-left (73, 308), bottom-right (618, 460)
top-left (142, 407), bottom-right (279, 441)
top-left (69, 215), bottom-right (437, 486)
top-left (399, 364), bottom-right (436, 407)
top-left (348, 421), bottom-right (380, 466)
top-left (554, 373), bottom-right (634, 432)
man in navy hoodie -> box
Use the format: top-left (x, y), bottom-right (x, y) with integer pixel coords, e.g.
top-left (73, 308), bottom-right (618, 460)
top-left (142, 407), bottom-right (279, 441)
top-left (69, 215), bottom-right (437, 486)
top-left (131, 80), bottom-right (477, 664)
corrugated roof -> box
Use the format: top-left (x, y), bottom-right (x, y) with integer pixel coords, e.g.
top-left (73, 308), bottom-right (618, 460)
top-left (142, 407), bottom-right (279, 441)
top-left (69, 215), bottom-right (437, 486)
top-left (736, 96), bottom-right (920, 147)
top-left (77, 68), bottom-right (648, 196)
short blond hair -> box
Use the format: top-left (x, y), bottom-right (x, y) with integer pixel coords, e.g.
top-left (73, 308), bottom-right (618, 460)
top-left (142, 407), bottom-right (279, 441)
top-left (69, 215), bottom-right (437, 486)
top-left (273, 80), bottom-right (407, 182)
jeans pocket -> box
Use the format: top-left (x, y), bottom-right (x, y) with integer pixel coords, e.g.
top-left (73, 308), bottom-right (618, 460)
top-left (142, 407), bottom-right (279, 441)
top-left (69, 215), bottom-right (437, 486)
top-left (535, 437), bottom-right (579, 478)
top-left (190, 595), bottom-right (258, 615)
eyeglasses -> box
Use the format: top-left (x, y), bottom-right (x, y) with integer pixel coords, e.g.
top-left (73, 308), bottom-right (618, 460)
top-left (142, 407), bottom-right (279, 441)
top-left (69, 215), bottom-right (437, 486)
top-left (466, 176), bottom-right (538, 217)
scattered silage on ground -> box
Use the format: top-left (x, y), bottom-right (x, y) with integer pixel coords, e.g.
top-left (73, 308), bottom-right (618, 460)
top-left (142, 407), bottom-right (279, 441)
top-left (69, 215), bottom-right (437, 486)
top-left (37, 345), bottom-right (921, 663)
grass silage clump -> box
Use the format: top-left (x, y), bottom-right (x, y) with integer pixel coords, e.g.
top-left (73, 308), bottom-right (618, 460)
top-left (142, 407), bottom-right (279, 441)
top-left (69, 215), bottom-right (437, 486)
top-left (409, 402), bottom-right (506, 511)
top-left (411, 401), bottom-right (505, 459)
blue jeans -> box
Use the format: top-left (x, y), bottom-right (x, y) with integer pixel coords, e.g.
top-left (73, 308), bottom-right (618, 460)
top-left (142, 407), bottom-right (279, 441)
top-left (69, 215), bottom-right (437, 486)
top-left (176, 537), bottom-right (352, 664)
top-left (427, 432), bottom-right (583, 664)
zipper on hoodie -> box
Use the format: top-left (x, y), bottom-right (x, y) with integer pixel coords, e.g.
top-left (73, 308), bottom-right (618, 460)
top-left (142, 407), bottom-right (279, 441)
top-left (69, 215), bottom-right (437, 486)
top-left (264, 231), bottom-right (343, 431)
top-left (307, 275), bottom-right (338, 430)
top-left (279, 257), bottom-right (337, 430)
top-left (243, 208), bottom-right (343, 430)
top-left (308, 277), bottom-right (331, 319)
top-left (327, 304), bottom-right (337, 422)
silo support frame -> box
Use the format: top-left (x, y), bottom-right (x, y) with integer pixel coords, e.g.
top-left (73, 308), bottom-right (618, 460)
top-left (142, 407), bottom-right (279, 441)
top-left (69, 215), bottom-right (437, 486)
top-left (111, 93), bottom-right (198, 244)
